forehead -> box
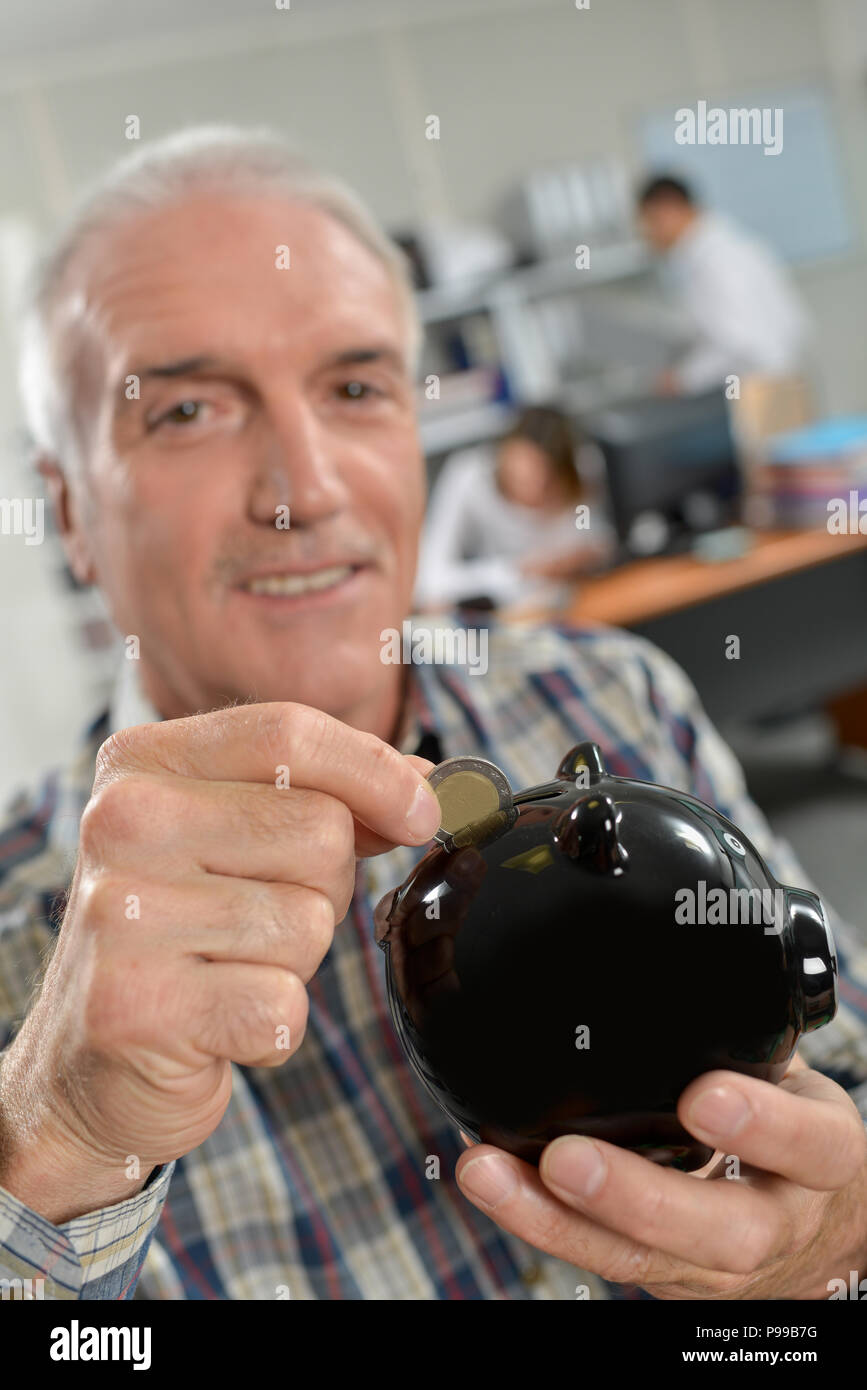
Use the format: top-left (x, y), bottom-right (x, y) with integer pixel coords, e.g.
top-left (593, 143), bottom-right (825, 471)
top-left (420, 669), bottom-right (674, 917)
top-left (62, 192), bottom-right (406, 376)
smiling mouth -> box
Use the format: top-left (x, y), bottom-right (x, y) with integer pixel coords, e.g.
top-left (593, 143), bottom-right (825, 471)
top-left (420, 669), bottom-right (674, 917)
top-left (238, 564), bottom-right (359, 597)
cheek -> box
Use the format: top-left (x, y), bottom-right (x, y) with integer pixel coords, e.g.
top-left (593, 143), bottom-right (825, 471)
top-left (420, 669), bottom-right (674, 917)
top-left (93, 467), bottom-right (216, 595)
top-left (506, 466), bottom-right (534, 500)
top-left (359, 439), bottom-right (426, 551)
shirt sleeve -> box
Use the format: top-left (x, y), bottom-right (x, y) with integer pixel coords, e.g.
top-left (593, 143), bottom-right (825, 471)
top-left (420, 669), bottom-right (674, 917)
top-left (628, 634), bottom-right (867, 1111)
top-left (0, 1160), bottom-right (175, 1299)
top-left (522, 506), bottom-right (619, 570)
top-left (0, 871), bottom-right (174, 1300)
top-left (674, 341), bottom-right (740, 394)
top-left (414, 451), bottom-right (480, 605)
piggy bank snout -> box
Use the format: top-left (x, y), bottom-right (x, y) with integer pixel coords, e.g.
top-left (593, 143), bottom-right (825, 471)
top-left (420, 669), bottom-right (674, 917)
top-left (786, 888), bottom-right (838, 1031)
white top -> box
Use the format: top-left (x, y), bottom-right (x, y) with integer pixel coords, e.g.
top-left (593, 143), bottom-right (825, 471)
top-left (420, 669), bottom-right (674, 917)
top-left (414, 445), bottom-right (614, 609)
top-left (665, 212), bottom-right (810, 392)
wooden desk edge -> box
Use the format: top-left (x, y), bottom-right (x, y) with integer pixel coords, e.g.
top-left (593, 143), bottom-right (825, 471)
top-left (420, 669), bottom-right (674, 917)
top-left (567, 529), bottom-right (867, 629)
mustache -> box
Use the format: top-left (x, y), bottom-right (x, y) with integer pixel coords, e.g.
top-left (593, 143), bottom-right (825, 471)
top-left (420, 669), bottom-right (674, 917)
top-left (213, 533), bottom-right (380, 584)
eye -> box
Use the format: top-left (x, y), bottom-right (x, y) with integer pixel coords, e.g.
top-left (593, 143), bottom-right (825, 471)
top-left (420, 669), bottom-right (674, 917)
top-left (337, 379), bottom-right (381, 402)
top-left (154, 400), bottom-right (207, 428)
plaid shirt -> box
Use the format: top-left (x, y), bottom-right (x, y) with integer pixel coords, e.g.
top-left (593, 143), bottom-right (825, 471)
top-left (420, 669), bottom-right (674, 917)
top-left (2, 615), bottom-right (866, 1301)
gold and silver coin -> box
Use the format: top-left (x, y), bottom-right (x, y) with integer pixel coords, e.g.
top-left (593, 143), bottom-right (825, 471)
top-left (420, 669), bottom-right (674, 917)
top-left (427, 756), bottom-right (513, 845)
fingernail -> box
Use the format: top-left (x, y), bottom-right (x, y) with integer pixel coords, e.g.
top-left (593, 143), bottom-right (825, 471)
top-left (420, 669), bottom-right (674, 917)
top-left (459, 1154), bottom-right (518, 1209)
top-left (687, 1085), bottom-right (751, 1138)
top-left (405, 782), bottom-right (441, 840)
top-left (543, 1136), bottom-right (606, 1199)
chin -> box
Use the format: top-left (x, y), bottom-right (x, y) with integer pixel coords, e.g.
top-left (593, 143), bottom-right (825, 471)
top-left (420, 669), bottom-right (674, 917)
top-left (226, 654), bottom-right (384, 713)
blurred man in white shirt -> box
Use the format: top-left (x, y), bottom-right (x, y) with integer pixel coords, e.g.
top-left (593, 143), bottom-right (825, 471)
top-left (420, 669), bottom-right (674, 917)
top-left (636, 175), bottom-right (810, 396)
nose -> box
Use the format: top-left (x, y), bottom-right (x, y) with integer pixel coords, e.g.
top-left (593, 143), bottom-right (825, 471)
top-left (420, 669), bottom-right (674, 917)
top-left (246, 388), bottom-right (349, 527)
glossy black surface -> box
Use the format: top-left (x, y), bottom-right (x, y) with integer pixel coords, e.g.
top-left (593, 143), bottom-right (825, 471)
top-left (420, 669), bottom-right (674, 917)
top-left (374, 742), bottom-right (838, 1169)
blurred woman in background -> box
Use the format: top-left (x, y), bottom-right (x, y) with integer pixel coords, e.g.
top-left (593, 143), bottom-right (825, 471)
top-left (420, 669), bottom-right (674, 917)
top-left (414, 405), bottom-right (615, 612)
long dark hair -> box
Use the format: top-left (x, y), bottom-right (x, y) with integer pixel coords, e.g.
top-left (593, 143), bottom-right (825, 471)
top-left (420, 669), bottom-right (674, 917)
top-left (498, 405), bottom-right (583, 502)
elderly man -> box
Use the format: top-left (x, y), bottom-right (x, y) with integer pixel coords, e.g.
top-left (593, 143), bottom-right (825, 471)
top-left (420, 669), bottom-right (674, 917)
top-left (1, 127), bottom-right (866, 1302)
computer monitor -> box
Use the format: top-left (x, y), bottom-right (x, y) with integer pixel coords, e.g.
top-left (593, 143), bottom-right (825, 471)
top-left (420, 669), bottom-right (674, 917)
top-left (583, 388), bottom-right (743, 557)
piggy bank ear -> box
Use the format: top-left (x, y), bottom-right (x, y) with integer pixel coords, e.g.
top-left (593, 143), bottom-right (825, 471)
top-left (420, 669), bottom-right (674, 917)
top-left (556, 741), bottom-right (606, 784)
top-left (552, 792), bottom-right (628, 875)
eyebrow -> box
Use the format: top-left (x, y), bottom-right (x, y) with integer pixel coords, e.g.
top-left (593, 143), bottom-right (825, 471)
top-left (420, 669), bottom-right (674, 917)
top-left (321, 346), bottom-right (406, 371)
top-left (129, 355), bottom-right (222, 382)
top-left (129, 345), bottom-right (404, 379)
top-left (120, 345), bottom-right (407, 406)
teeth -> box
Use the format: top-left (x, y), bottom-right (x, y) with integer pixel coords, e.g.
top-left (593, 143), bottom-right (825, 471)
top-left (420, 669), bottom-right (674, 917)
top-left (243, 565), bottom-right (353, 596)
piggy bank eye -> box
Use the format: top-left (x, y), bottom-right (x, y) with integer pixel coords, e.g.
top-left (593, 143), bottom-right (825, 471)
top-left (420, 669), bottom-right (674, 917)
top-left (723, 832), bottom-right (746, 855)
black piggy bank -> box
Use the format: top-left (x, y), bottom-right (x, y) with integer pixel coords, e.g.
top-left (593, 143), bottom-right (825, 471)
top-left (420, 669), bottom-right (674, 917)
top-left (374, 741), bottom-right (837, 1170)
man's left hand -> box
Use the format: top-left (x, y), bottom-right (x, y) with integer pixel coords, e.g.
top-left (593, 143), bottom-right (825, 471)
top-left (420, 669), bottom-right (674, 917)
top-left (456, 1054), bottom-right (867, 1299)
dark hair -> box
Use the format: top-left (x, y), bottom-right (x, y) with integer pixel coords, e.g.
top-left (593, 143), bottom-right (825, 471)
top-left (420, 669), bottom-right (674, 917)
top-left (636, 174), bottom-right (695, 207)
top-left (498, 404), bottom-right (582, 500)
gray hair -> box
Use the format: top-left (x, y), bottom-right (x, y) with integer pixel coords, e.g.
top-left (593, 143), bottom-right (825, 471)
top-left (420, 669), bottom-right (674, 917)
top-left (16, 123), bottom-right (422, 477)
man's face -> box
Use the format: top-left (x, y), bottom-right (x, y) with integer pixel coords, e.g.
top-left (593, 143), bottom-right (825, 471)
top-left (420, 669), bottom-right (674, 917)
top-left (56, 193), bottom-right (425, 729)
top-left (637, 199), bottom-right (691, 253)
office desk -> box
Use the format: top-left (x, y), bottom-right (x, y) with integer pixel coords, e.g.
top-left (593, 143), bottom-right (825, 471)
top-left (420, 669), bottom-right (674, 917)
top-left (565, 529), bottom-right (867, 724)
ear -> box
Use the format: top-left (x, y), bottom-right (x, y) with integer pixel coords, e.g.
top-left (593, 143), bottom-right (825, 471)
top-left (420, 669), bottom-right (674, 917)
top-left (36, 454), bottom-right (97, 586)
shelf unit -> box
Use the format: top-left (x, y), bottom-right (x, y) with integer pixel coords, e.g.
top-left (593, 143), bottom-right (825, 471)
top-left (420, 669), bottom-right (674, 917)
top-left (415, 239), bottom-right (667, 458)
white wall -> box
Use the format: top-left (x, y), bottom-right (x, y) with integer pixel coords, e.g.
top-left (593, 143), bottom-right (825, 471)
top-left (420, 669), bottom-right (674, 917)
top-left (1, 0), bottom-right (865, 800)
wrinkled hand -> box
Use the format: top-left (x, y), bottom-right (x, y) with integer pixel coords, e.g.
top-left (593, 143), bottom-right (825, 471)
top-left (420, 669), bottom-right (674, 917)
top-left (0, 703), bottom-right (441, 1225)
top-left (456, 1054), bottom-right (867, 1299)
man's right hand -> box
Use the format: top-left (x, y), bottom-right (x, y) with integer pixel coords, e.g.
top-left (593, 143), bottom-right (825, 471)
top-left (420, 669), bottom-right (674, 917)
top-left (0, 703), bottom-right (441, 1224)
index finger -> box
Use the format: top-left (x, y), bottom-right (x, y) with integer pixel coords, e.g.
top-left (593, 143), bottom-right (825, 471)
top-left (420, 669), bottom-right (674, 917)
top-left (95, 702), bottom-right (442, 848)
